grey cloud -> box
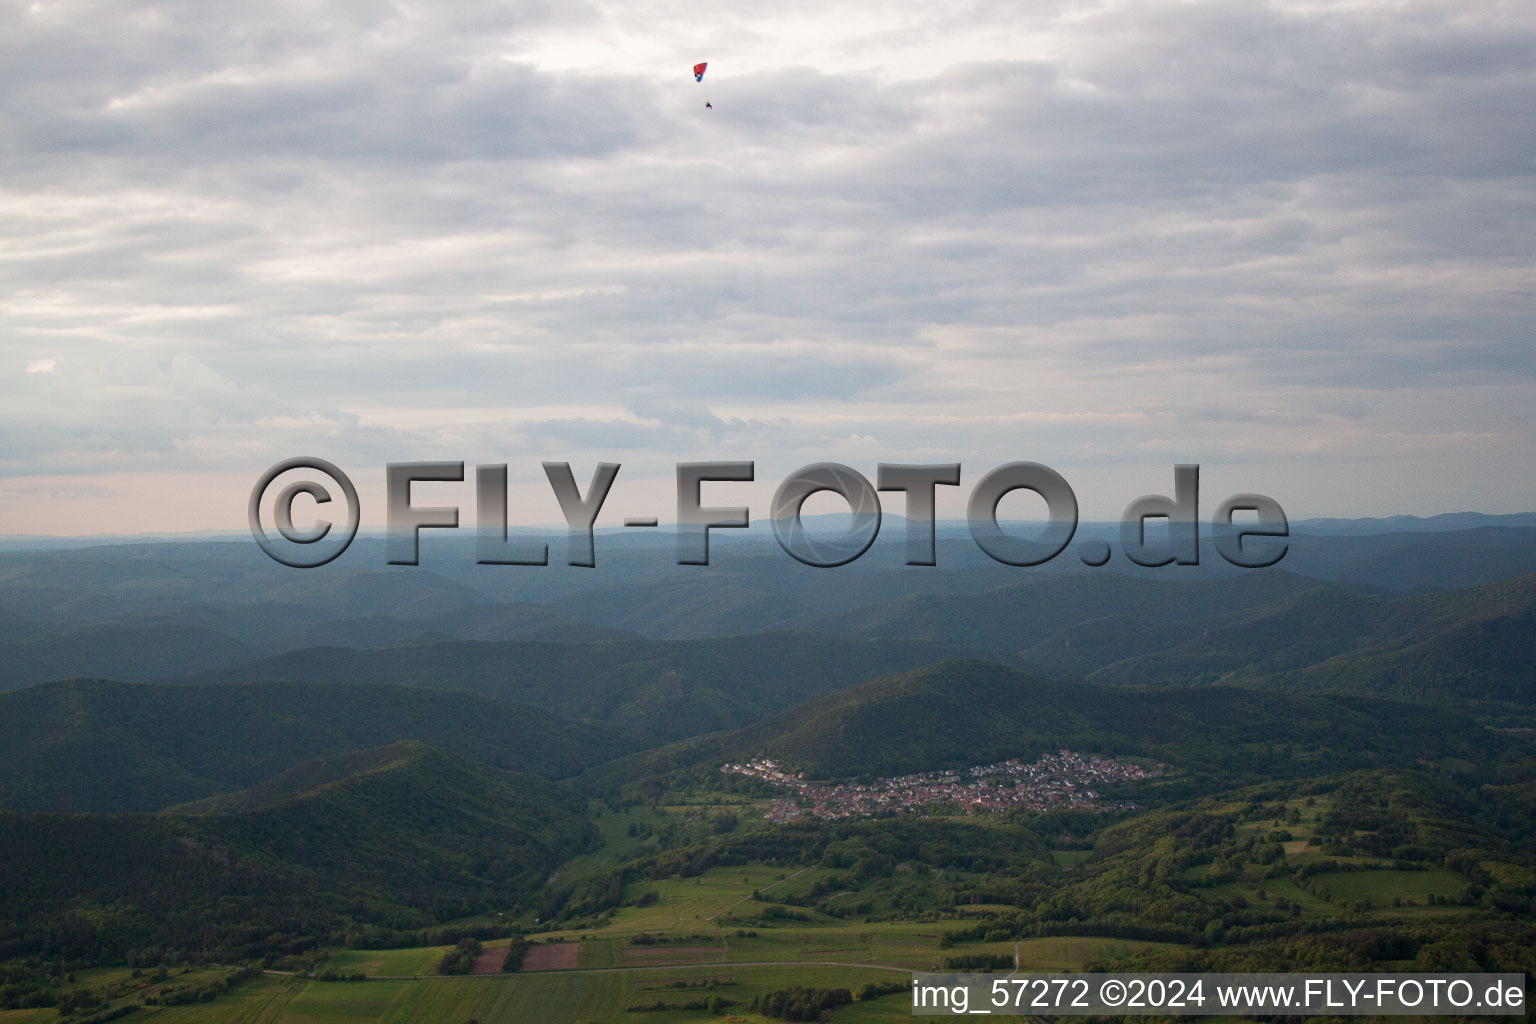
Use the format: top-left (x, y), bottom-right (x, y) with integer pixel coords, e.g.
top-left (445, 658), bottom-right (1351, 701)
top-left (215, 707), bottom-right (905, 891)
top-left (0, 0), bottom-right (1532, 519)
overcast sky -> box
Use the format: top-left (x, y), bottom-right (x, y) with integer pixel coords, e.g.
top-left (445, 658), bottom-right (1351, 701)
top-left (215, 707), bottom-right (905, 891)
top-left (2, 0), bottom-right (1533, 533)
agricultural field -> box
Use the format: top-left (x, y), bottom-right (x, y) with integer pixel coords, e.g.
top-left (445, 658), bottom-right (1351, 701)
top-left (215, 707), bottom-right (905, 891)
top-left (289, 965), bottom-right (909, 1024)
top-left (610, 865), bottom-right (790, 931)
top-left (324, 945), bottom-right (459, 977)
top-left (1310, 868), bottom-right (1470, 907)
top-left (0, 965), bottom-right (912, 1024)
top-left (3, 759), bottom-right (1530, 1023)
top-left (1012, 936), bottom-right (1184, 971)
top-left (0, 973), bottom-right (300, 1024)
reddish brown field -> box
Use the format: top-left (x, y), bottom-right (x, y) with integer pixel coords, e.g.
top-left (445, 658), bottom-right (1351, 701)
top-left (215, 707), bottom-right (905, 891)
top-left (520, 943), bottom-right (580, 971)
top-left (469, 946), bottom-right (504, 975)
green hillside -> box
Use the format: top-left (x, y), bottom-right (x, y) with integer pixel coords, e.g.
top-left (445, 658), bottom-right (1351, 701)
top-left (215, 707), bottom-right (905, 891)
top-left (0, 544), bottom-right (489, 623)
top-left (931, 767), bottom-right (1536, 963)
top-left (180, 632), bottom-right (975, 740)
top-left (0, 599), bottom-right (630, 693)
top-left (1245, 576), bottom-right (1536, 701)
top-left (1089, 573), bottom-right (1536, 701)
top-left (0, 678), bottom-right (636, 812)
top-left (821, 571), bottom-right (1327, 654)
top-left (186, 742), bottom-right (593, 921)
top-left (823, 569), bottom-right (1536, 704)
top-left (0, 742), bottom-right (592, 962)
top-left (591, 660), bottom-right (1503, 790)
top-left (0, 607), bottom-right (284, 692)
top-left (166, 742), bottom-right (466, 814)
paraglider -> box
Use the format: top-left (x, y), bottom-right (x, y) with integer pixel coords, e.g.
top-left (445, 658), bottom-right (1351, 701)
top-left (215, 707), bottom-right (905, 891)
top-left (694, 62), bottom-right (711, 108)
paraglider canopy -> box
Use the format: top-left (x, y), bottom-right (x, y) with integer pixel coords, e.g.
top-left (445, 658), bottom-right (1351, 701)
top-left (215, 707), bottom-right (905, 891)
top-left (693, 62), bottom-right (707, 82)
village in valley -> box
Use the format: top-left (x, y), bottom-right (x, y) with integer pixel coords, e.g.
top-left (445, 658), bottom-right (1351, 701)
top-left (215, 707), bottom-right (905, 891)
top-left (722, 750), bottom-right (1161, 823)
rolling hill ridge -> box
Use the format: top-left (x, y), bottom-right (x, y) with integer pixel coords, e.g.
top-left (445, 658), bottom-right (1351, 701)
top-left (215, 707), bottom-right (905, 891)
top-left (0, 742), bottom-right (592, 961)
top-left (0, 678), bottom-right (637, 812)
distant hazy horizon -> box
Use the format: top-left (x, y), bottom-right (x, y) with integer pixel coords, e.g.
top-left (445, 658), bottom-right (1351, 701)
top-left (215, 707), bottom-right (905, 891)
top-left (3, 509), bottom-right (1534, 547)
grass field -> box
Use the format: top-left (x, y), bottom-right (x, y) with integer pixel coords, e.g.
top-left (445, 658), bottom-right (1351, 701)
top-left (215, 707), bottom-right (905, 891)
top-left (610, 864), bottom-right (788, 931)
top-left (0, 781), bottom-right (1499, 1024)
top-left (544, 805), bottom-right (661, 892)
top-left (1012, 936), bottom-right (1184, 970)
top-left (14, 965), bottom-right (914, 1024)
top-left (145, 976), bottom-right (306, 1024)
top-left (1050, 849), bottom-right (1094, 868)
top-left (0, 862), bottom-right (958, 1024)
top-left (0, 975), bottom-right (304, 1024)
top-left (1310, 867), bottom-right (1468, 905)
top-left (0, 936), bottom-right (1203, 1024)
top-left (324, 944), bottom-right (458, 977)
top-left (1198, 876), bottom-right (1340, 917)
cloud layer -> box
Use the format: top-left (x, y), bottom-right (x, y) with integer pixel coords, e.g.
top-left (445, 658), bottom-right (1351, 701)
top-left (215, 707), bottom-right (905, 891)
top-left (2, 0), bottom-right (1533, 529)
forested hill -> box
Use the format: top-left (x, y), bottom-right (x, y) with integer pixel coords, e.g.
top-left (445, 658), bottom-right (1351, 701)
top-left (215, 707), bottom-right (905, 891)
top-left (821, 571), bottom-right (1536, 703)
top-left (174, 632), bottom-right (974, 740)
top-left (0, 678), bottom-right (637, 812)
top-left (0, 742), bottom-right (592, 962)
top-left (588, 659), bottom-right (1505, 790)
